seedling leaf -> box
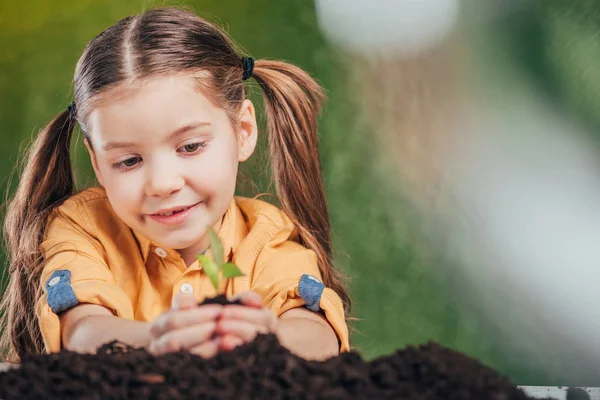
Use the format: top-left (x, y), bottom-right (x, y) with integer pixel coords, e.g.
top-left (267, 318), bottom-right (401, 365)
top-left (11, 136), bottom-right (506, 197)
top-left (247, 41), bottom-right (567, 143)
top-left (207, 226), bottom-right (224, 266)
top-left (221, 263), bottom-right (244, 279)
top-left (197, 254), bottom-right (220, 291)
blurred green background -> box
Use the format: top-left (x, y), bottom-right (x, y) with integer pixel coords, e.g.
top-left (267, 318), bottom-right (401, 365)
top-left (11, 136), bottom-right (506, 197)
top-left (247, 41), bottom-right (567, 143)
top-left (1, 0), bottom-right (598, 386)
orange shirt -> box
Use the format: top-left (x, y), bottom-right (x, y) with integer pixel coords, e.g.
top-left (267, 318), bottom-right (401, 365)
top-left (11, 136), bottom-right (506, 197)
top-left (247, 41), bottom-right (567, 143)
top-left (35, 187), bottom-right (349, 353)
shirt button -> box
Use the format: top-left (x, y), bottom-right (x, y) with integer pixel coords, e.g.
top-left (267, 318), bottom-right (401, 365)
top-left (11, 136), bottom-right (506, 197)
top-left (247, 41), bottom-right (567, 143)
top-left (155, 247), bottom-right (168, 258)
top-left (48, 277), bottom-right (61, 287)
top-left (180, 283), bottom-right (194, 294)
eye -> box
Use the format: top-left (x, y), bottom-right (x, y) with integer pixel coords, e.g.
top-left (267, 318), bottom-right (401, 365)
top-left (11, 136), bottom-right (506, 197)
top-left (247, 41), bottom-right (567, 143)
top-left (178, 142), bottom-right (206, 154)
top-left (112, 156), bottom-right (142, 171)
top-left (123, 157), bottom-right (139, 166)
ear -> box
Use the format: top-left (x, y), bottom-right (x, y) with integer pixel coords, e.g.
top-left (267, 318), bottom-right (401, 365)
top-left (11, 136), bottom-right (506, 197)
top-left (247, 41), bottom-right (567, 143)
top-left (236, 99), bottom-right (258, 162)
top-left (84, 137), bottom-right (105, 187)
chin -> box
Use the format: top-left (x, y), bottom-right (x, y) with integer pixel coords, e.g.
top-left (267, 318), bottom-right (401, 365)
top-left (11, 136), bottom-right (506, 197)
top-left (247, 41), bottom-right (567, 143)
top-left (160, 236), bottom-right (204, 251)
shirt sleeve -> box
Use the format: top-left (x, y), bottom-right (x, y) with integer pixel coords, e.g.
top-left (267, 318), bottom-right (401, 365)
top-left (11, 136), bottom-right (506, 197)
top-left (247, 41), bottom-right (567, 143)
top-left (35, 201), bottom-right (134, 353)
top-left (250, 231), bottom-right (350, 352)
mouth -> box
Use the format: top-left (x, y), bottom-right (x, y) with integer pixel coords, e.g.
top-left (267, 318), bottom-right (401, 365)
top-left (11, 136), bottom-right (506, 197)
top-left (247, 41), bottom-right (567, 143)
top-left (152, 204), bottom-right (197, 217)
top-left (148, 201), bottom-right (203, 223)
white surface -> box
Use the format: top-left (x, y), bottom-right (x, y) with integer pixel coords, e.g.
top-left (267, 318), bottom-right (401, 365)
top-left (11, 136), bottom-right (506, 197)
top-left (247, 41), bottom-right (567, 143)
top-left (520, 386), bottom-right (600, 399)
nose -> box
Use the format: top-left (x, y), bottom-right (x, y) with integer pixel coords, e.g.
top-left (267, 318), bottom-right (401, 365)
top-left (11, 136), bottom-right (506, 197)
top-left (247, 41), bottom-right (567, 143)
top-left (145, 160), bottom-right (185, 197)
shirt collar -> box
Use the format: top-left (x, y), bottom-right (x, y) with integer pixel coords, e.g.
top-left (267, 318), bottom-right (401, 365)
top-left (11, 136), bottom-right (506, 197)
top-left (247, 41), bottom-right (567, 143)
top-left (133, 197), bottom-right (246, 264)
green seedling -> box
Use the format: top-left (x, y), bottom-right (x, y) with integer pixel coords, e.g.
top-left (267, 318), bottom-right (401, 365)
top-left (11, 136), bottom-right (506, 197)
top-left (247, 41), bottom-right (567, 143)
top-left (197, 226), bottom-right (244, 294)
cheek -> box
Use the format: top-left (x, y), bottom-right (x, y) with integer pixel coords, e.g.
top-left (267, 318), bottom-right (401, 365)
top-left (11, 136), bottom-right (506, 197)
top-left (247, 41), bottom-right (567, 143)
top-left (191, 161), bottom-right (238, 197)
top-left (193, 142), bottom-right (239, 189)
top-left (101, 170), bottom-right (144, 210)
top-left (111, 186), bottom-right (141, 205)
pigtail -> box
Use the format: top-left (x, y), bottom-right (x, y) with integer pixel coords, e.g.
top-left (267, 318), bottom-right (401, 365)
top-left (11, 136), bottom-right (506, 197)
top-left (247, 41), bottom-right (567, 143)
top-left (252, 60), bottom-right (351, 314)
top-left (0, 108), bottom-right (77, 361)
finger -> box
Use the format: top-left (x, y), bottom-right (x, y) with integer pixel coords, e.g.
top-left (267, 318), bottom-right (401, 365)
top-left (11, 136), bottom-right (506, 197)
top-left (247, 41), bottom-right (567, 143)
top-left (172, 293), bottom-right (199, 310)
top-left (149, 321), bottom-right (217, 355)
top-left (150, 305), bottom-right (222, 339)
top-left (216, 319), bottom-right (268, 343)
top-left (190, 338), bottom-right (220, 358)
top-left (220, 306), bottom-right (278, 332)
top-left (230, 291), bottom-right (263, 308)
top-left (218, 334), bottom-right (244, 351)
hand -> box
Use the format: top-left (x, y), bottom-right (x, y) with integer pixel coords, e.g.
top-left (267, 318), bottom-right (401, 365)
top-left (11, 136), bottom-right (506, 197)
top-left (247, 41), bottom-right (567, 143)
top-left (149, 293), bottom-right (222, 358)
top-left (216, 291), bottom-right (279, 351)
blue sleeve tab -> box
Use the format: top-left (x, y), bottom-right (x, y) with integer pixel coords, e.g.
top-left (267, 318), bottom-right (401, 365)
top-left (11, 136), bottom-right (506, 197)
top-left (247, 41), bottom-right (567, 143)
top-left (46, 270), bottom-right (79, 314)
top-left (298, 274), bottom-right (324, 312)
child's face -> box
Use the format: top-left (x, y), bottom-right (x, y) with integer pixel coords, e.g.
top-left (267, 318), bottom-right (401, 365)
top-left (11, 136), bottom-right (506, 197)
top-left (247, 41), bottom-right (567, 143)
top-left (85, 74), bottom-right (257, 261)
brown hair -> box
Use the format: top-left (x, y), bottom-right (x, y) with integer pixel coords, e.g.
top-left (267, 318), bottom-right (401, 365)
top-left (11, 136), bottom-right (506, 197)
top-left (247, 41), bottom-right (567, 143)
top-left (0, 7), bottom-right (350, 361)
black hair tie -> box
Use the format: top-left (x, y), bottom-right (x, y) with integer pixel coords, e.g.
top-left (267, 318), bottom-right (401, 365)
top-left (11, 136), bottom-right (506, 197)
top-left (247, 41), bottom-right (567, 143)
top-left (242, 57), bottom-right (254, 81)
top-left (67, 101), bottom-right (77, 118)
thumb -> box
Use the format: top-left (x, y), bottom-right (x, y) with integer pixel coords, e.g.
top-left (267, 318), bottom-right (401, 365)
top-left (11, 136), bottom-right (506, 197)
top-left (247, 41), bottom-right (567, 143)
top-left (231, 291), bottom-right (264, 308)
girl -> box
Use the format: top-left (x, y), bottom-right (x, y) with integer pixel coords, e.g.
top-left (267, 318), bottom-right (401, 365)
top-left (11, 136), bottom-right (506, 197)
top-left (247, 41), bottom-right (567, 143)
top-left (0, 7), bottom-right (350, 363)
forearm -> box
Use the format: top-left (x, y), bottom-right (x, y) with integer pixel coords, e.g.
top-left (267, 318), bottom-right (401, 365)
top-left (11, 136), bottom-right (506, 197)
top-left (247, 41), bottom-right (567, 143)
top-left (276, 315), bottom-right (339, 360)
top-left (63, 314), bottom-right (151, 354)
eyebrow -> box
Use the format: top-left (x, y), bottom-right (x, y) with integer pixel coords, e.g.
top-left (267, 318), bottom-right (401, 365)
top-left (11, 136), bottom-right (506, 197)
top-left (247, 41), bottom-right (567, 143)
top-left (102, 122), bottom-right (212, 151)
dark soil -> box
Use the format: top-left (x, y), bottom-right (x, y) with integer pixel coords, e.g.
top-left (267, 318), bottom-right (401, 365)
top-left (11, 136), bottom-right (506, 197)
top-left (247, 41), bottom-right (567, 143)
top-left (566, 387), bottom-right (591, 400)
top-left (200, 294), bottom-right (241, 306)
top-left (0, 296), bottom-right (557, 399)
top-left (0, 334), bottom-right (555, 400)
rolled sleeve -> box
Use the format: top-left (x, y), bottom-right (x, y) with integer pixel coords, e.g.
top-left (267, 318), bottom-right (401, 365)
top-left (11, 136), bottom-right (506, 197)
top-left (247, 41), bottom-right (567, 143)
top-left (251, 240), bottom-right (350, 352)
top-left (35, 205), bottom-right (133, 353)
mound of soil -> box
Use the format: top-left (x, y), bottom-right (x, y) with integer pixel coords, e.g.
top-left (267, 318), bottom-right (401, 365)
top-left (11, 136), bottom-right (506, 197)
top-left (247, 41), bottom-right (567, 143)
top-left (0, 334), bottom-right (553, 400)
top-left (0, 296), bottom-right (557, 399)
top-left (200, 294), bottom-right (241, 306)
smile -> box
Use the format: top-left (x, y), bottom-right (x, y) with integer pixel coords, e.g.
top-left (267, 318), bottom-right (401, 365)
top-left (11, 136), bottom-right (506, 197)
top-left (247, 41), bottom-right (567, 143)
top-left (148, 201), bottom-right (203, 225)
top-left (155, 205), bottom-right (193, 217)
